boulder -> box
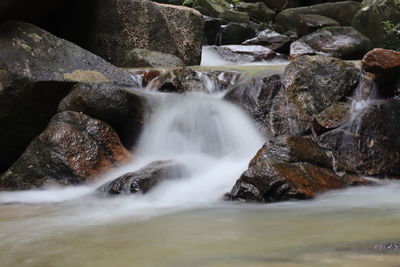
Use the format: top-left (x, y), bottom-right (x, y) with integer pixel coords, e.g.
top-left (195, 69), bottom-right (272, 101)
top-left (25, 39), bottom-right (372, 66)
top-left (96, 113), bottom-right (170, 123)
top-left (245, 0), bottom-right (300, 11)
top-left (283, 55), bottom-right (360, 129)
top-left (194, 0), bottom-right (250, 23)
top-left (226, 160), bottom-right (369, 202)
top-left (208, 45), bottom-right (276, 64)
top-left (352, 0), bottom-right (400, 47)
top-left (275, 1), bottom-right (361, 32)
top-left (290, 26), bottom-right (373, 60)
top-left (0, 111), bottom-right (131, 190)
top-left (315, 102), bottom-right (350, 129)
top-left (0, 21), bottom-right (136, 172)
top-left (220, 22), bottom-right (256, 45)
top-left (58, 83), bottom-right (146, 149)
top-left (97, 160), bottom-right (188, 194)
top-left (296, 14), bottom-right (340, 36)
top-left (123, 49), bottom-right (184, 68)
top-left (242, 29), bottom-right (291, 53)
top-left (225, 74), bottom-right (282, 135)
top-left (234, 2), bottom-right (275, 22)
top-left (91, 0), bottom-right (204, 67)
top-left (362, 48), bottom-right (400, 75)
top-left (150, 68), bottom-right (242, 93)
top-left (248, 135), bottom-right (334, 169)
top-left (319, 99), bottom-right (400, 177)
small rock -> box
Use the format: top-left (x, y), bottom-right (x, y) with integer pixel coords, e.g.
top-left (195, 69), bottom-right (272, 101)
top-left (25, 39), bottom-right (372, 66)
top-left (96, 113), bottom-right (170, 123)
top-left (97, 160), bottom-right (188, 194)
top-left (315, 102), bottom-right (350, 129)
top-left (208, 45), bottom-right (276, 64)
top-left (362, 48), bottom-right (400, 75)
top-left (296, 14), bottom-right (340, 37)
top-left (234, 2), bottom-right (275, 22)
top-left (220, 22), bottom-right (256, 45)
top-left (243, 29), bottom-right (291, 53)
top-left (123, 49), bottom-right (184, 68)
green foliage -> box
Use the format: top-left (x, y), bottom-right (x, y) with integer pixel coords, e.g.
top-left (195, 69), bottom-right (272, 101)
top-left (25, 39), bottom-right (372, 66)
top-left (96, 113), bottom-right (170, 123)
top-left (231, 0), bottom-right (241, 4)
top-left (382, 20), bottom-right (400, 51)
top-left (182, 0), bottom-right (195, 7)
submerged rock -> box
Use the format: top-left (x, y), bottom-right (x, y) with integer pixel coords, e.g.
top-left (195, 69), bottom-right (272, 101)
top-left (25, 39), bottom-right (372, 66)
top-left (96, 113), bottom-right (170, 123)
top-left (58, 83), bottom-right (146, 149)
top-left (290, 26), bottom-right (372, 60)
top-left (283, 55), bottom-right (360, 133)
top-left (208, 45), bottom-right (276, 63)
top-left (275, 1), bottom-right (361, 32)
top-left (242, 29), bottom-right (291, 53)
top-left (226, 160), bottom-right (369, 202)
top-left (0, 21), bottom-right (135, 172)
top-left (0, 111), bottom-right (131, 190)
top-left (319, 99), bottom-right (400, 177)
top-left (91, 0), bottom-right (204, 66)
top-left (97, 160), bottom-right (188, 194)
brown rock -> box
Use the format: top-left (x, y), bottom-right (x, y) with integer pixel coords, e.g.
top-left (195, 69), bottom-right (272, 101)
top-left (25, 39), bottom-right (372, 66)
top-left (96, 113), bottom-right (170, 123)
top-left (362, 48), bottom-right (400, 75)
top-left (227, 160), bottom-right (369, 202)
top-left (0, 111), bottom-right (131, 190)
top-left (315, 102), bottom-right (350, 129)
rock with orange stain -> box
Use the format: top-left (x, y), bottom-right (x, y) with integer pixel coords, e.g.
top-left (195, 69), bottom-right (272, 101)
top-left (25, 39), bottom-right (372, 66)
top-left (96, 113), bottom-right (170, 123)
top-left (0, 111), bottom-right (131, 190)
top-left (226, 160), bottom-right (370, 202)
top-left (362, 48), bottom-right (400, 75)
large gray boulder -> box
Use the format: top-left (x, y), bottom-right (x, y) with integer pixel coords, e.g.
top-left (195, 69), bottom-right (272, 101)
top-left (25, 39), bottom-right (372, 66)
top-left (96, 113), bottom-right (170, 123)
top-left (0, 21), bottom-right (136, 172)
top-left (290, 26), bottom-right (373, 60)
top-left (91, 0), bottom-right (204, 67)
top-left (0, 111), bottom-right (131, 190)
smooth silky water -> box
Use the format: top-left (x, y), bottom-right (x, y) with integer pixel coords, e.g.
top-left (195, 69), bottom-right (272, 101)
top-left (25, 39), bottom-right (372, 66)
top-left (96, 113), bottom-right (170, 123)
top-left (1, 58), bottom-right (400, 267)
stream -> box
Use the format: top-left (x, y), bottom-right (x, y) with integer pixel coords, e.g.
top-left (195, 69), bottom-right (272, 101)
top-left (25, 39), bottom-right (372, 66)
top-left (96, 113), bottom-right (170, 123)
top-left (1, 56), bottom-right (400, 267)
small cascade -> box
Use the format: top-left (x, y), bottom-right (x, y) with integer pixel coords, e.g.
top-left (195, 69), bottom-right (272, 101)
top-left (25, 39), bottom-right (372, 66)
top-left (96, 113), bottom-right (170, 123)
top-left (348, 72), bottom-right (378, 121)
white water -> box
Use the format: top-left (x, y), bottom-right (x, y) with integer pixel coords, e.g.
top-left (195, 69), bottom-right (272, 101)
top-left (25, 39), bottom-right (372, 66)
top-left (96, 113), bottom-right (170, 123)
top-left (0, 90), bottom-right (264, 225)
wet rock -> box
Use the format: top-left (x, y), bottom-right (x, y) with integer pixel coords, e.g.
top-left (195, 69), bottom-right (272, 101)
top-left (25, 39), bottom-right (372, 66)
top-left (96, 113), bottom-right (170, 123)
top-left (151, 68), bottom-right (242, 93)
top-left (226, 160), bottom-right (368, 202)
top-left (131, 69), bottom-right (163, 87)
top-left (315, 102), bottom-right (350, 129)
top-left (243, 29), bottom-right (291, 53)
top-left (91, 0), bottom-right (204, 67)
top-left (58, 83), bottom-right (146, 149)
top-left (204, 15), bottom-right (224, 45)
top-left (373, 242), bottom-right (400, 252)
top-left (290, 26), bottom-right (373, 60)
top-left (0, 111), bottom-right (131, 190)
top-left (220, 22), bottom-right (256, 45)
top-left (249, 135), bottom-right (334, 169)
top-left (283, 55), bottom-right (360, 130)
top-left (194, 0), bottom-right (249, 23)
top-left (208, 45), bottom-right (276, 64)
top-left (352, 0), bottom-right (400, 47)
top-left (276, 1), bottom-right (361, 33)
top-left (234, 2), bottom-right (275, 22)
top-left (296, 14), bottom-right (340, 37)
top-left (123, 49), bottom-right (184, 68)
top-left (0, 21), bottom-right (136, 172)
top-left (251, 0), bottom-right (300, 11)
top-left (362, 48), bottom-right (400, 75)
top-left (225, 74), bottom-right (282, 135)
top-left (97, 160), bottom-right (188, 194)
top-left (319, 99), bottom-right (400, 176)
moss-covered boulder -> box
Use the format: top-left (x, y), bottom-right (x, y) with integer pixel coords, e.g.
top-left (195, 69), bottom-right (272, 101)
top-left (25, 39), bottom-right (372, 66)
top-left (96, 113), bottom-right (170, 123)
top-left (234, 2), bottom-right (275, 22)
top-left (194, 0), bottom-right (249, 23)
top-left (276, 1), bottom-right (361, 32)
top-left (352, 0), bottom-right (400, 47)
top-left (123, 48), bottom-right (184, 68)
